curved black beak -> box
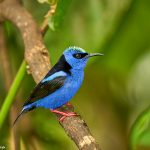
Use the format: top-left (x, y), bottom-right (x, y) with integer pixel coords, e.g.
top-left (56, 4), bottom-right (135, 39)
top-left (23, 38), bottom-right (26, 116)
top-left (85, 53), bottom-right (104, 58)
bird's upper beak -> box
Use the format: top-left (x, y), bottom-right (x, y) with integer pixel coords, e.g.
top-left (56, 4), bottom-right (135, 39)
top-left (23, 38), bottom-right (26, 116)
top-left (86, 53), bottom-right (104, 58)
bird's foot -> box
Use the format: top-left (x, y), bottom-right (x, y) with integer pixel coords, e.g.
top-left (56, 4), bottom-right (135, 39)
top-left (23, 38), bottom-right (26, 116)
top-left (51, 109), bottom-right (77, 122)
top-left (59, 112), bottom-right (77, 122)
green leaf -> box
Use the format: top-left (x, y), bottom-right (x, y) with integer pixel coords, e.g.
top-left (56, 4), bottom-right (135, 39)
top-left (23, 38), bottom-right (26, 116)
top-left (139, 129), bottom-right (150, 146)
top-left (129, 107), bottom-right (150, 150)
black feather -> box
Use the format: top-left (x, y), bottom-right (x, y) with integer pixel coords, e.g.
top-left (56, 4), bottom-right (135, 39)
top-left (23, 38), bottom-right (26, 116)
top-left (13, 105), bottom-right (36, 126)
top-left (23, 76), bottom-right (66, 106)
top-left (45, 54), bottom-right (72, 77)
top-left (22, 55), bottom-right (70, 106)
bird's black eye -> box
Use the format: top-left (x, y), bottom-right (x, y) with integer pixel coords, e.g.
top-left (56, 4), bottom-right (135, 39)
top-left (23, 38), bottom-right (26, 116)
top-left (73, 53), bottom-right (88, 59)
top-left (73, 53), bottom-right (82, 59)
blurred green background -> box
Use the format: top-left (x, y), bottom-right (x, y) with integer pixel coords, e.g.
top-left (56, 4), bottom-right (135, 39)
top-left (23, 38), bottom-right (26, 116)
top-left (0, 0), bottom-right (150, 149)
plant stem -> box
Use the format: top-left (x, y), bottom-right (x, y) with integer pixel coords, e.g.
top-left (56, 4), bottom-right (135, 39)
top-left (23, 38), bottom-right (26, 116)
top-left (0, 60), bottom-right (26, 129)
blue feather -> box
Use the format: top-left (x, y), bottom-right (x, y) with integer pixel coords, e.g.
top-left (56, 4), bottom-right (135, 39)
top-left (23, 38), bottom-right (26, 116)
top-left (41, 71), bottom-right (67, 83)
top-left (35, 69), bottom-right (84, 109)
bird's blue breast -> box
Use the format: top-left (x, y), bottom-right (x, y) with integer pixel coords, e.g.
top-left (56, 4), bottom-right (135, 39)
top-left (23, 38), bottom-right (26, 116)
top-left (34, 69), bottom-right (84, 109)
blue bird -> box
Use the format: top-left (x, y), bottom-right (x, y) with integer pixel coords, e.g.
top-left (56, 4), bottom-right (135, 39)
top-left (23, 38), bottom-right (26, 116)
top-left (13, 46), bottom-right (103, 125)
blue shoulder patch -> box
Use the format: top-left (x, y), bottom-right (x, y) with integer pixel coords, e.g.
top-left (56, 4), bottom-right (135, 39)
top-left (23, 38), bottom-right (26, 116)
top-left (41, 71), bottom-right (67, 83)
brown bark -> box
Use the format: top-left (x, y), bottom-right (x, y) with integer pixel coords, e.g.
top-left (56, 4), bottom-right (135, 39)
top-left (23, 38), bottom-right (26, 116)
top-left (0, 0), bottom-right (51, 83)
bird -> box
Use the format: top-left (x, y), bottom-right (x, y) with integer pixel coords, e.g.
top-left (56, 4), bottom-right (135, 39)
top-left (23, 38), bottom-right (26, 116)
top-left (13, 46), bottom-right (103, 125)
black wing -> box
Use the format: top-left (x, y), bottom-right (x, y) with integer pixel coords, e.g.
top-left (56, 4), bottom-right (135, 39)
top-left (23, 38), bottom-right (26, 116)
top-left (23, 76), bottom-right (66, 106)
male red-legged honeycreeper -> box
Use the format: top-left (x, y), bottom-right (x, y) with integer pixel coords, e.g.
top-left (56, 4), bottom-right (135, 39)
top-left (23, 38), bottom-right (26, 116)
top-left (14, 46), bottom-right (103, 125)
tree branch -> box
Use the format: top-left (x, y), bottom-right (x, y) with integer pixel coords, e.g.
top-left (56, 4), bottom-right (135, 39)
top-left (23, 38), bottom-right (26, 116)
top-left (0, 0), bottom-right (51, 83)
top-left (0, 0), bottom-right (101, 149)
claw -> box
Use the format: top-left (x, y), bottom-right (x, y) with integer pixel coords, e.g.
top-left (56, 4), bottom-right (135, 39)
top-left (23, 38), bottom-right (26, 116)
top-left (59, 113), bottom-right (77, 122)
top-left (51, 109), bottom-right (77, 122)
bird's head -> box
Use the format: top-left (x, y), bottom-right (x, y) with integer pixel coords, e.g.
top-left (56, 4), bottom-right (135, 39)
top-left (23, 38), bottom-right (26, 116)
top-left (63, 46), bottom-right (103, 70)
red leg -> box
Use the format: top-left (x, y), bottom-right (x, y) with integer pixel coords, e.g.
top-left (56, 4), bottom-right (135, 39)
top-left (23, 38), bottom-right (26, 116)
top-left (59, 116), bottom-right (67, 122)
top-left (51, 109), bottom-right (77, 122)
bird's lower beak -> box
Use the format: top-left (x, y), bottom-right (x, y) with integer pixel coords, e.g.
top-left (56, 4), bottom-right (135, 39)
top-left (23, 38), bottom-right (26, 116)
top-left (86, 53), bottom-right (104, 58)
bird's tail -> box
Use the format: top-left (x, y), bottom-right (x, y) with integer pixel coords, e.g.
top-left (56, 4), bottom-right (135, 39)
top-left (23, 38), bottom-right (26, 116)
top-left (13, 109), bottom-right (27, 126)
top-left (13, 104), bottom-right (36, 126)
